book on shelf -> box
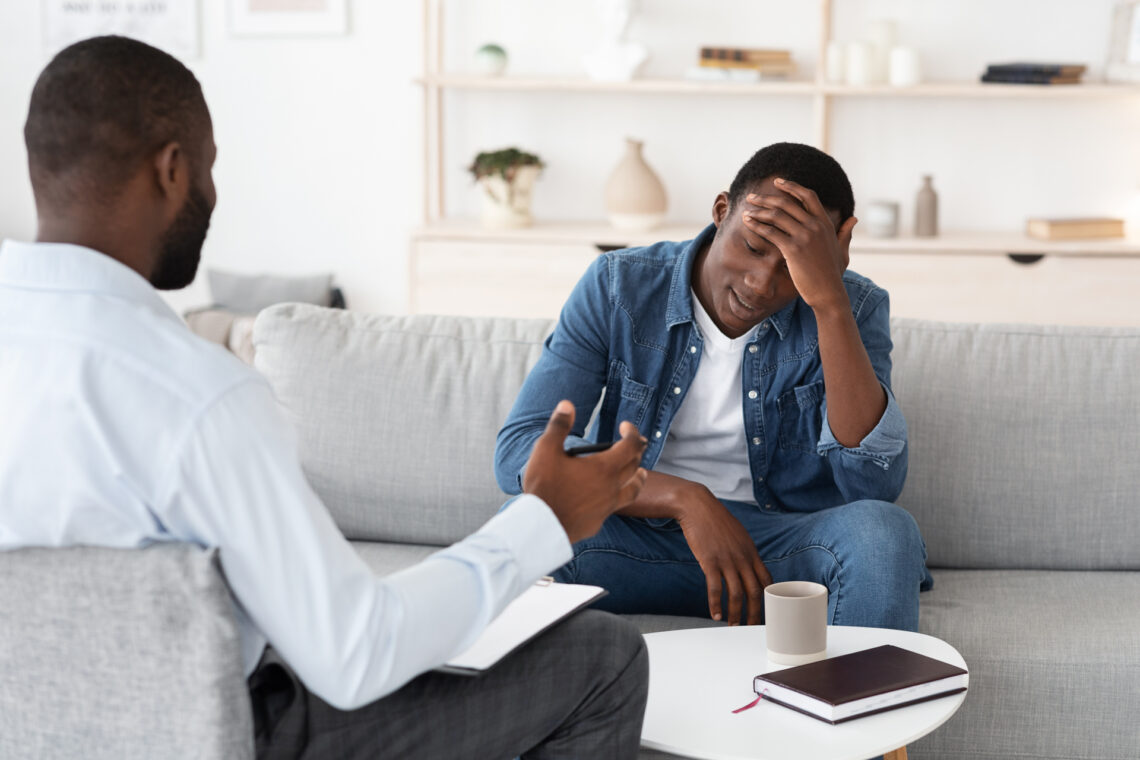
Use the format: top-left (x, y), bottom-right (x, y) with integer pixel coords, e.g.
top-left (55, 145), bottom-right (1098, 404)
top-left (752, 644), bottom-right (968, 725)
top-left (700, 46), bottom-right (792, 65)
top-left (1026, 217), bottom-right (1125, 240)
top-left (981, 73), bottom-right (1082, 85)
top-left (981, 62), bottom-right (1086, 85)
top-left (985, 62), bottom-right (1088, 77)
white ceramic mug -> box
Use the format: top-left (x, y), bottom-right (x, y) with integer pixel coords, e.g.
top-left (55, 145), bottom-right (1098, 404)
top-left (764, 581), bottom-right (828, 665)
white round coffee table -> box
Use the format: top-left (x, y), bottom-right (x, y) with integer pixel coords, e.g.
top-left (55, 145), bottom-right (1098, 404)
top-left (641, 625), bottom-right (968, 760)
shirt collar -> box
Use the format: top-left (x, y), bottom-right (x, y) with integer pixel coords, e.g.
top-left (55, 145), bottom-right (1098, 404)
top-left (665, 223), bottom-right (716, 329)
top-left (0, 239), bottom-right (182, 324)
top-left (664, 223), bottom-right (798, 340)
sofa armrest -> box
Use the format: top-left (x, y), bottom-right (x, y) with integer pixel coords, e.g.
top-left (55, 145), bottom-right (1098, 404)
top-left (0, 543), bottom-right (254, 759)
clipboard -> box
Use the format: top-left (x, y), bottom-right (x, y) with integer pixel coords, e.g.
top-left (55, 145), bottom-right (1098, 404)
top-left (436, 578), bottom-right (607, 675)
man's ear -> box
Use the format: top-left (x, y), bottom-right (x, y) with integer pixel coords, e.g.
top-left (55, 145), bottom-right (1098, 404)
top-left (152, 141), bottom-right (189, 205)
top-left (711, 191), bottom-right (731, 228)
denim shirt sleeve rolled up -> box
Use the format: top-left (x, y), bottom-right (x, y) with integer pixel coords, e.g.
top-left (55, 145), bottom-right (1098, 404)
top-left (494, 224), bottom-right (909, 512)
top-left (815, 288), bottom-right (908, 504)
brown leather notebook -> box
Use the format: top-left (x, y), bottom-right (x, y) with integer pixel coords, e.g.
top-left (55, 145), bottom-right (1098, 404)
top-left (753, 644), bottom-right (968, 724)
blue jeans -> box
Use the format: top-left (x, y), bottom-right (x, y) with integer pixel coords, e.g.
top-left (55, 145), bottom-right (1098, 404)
top-left (552, 499), bottom-right (933, 631)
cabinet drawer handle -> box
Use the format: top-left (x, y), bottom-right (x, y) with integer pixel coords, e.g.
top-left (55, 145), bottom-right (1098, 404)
top-left (1007, 253), bottom-right (1045, 265)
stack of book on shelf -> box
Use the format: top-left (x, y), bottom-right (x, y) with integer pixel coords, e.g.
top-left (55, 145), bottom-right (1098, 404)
top-left (980, 62), bottom-right (1087, 85)
top-left (1026, 217), bottom-right (1125, 240)
top-left (686, 47), bottom-right (796, 82)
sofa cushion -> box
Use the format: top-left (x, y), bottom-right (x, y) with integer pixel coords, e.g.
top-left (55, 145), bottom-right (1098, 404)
top-left (891, 319), bottom-right (1140, 570)
top-left (0, 544), bottom-right (253, 760)
top-left (207, 268), bottom-right (334, 314)
top-left (255, 305), bottom-right (555, 544)
top-left (915, 569), bottom-right (1140, 760)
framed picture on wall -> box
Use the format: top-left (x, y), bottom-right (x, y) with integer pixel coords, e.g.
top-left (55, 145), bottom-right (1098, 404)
top-left (228, 0), bottom-right (347, 37)
top-left (1107, 0), bottom-right (1140, 82)
top-left (42, 0), bottom-right (199, 59)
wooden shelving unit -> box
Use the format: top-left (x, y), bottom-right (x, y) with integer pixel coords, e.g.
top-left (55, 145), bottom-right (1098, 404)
top-left (413, 0), bottom-right (1140, 326)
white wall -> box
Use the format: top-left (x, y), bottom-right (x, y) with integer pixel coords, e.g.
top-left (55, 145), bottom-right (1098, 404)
top-left (3, 0), bottom-right (1140, 315)
top-left (0, 0), bottom-right (423, 315)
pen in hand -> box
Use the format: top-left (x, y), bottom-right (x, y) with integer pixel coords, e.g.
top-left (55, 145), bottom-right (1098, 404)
top-left (566, 441), bottom-right (615, 457)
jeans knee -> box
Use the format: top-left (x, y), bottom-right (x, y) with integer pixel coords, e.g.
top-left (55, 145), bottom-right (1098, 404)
top-left (841, 500), bottom-right (927, 571)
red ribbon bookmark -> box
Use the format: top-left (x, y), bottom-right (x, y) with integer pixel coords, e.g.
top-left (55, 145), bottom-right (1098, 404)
top-left (732, 689), bottom-right (767, 714)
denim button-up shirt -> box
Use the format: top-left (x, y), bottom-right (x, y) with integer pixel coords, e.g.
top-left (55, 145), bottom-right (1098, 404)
top-left (494, 224), bottom-right (908, 513)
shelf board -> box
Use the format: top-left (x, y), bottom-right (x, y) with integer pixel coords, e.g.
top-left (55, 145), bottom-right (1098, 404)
top-left (414, 219), bottom-right (1140, 257)
top-left (415, 218), bottom-right (700, 247)
top-left (823, 81), bottom-right (1140, 98)
top-left (852, 231), bottom-right (1140, 256)
top-left (418, 74), bottom-right (1140, 99)
top-left (417, 74), bottom-right (818, 96)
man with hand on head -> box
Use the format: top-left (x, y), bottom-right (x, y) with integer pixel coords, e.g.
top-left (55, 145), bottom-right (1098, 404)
top-left (496, 143), bottom-right (932, 630)
top-left (0, 36), bottom-right (651, 759)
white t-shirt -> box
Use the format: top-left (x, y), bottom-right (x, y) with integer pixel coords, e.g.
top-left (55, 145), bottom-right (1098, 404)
top-left (654, 291), bottom-right (760, 504)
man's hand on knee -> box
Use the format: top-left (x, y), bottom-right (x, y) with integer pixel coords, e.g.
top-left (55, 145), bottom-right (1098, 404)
top-left (674, 487), bottom-right (774, 625)
top-left (523, 400), bottom-right (648, 544)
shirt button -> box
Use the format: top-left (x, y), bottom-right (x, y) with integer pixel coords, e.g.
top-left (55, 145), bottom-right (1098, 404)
top-left (748, 390), bottom-right (758, 400)
top-left (764, 503), bottom-right (773, 510)
top-left (689, 346), bottom-right (697, 354)
top-left (758, 476), bottom-right (765, 483)
top-left (752, 437), bottom-right (761, 445)
top-left (654, 430), bottom-right (663, 439)
top-left (748, 345), bottom-right (758, 354)
top-left (761, 323), bottom-right (770, 331)
top-left (673, 386), bottom-right (681, 395)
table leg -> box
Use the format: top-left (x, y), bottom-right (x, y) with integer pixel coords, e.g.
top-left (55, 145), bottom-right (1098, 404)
top-left (883, 748), bottom-right (908, 760)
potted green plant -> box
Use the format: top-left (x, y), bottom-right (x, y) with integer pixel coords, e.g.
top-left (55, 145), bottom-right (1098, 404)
top-left (468, 147), bottom-right (544, 229)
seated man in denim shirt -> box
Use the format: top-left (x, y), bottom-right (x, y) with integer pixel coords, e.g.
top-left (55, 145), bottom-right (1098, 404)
top-left (495, 142), bottom-right (933, 629)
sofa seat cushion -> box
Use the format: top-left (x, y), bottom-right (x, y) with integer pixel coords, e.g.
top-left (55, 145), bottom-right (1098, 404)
top-left (915, 569), bottom-right (1140, 760)
top-left (351, 540), bottom-right (439, 576)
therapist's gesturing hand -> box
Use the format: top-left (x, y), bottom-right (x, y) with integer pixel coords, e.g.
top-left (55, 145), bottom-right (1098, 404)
top-left (524, 400), bottom-right (648, 544)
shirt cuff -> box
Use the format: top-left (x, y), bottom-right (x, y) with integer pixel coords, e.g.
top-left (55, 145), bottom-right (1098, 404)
top-left (817, 383), bottom-right (907, 469)
top-left (481, 494), bottom-right (573, 585)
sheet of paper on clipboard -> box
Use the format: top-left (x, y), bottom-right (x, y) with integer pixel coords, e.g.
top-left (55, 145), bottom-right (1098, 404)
top-left (437, 578), bottom-right (607, 675)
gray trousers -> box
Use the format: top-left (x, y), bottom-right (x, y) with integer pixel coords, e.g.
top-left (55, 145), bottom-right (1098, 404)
top-left (249, 610), bottom-right (650, 759)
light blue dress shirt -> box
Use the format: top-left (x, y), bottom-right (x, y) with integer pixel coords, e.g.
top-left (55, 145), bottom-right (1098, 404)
top-left (0, 240), bottom-right (571, 710)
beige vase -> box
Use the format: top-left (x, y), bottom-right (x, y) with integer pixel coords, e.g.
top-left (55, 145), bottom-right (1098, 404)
top-left (479, 164), bottom-right (541, 229)
top-left (605, 138), bottom-right (667, 231)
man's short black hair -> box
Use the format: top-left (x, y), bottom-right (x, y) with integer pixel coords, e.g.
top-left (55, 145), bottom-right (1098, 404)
top-left (727, 142), bottom-right (855, 222)
top-left (25, 35), bottom-right (208, 208)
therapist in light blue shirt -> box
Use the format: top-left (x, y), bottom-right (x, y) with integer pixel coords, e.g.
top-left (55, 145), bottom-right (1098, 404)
top-left (0, 35), bottom-right (650, 760)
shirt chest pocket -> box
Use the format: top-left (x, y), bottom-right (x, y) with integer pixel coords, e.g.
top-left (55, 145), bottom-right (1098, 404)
top-left (601, 360), bottom-right (654, 429)
top-left (777, 380), bottom-right (825, 454)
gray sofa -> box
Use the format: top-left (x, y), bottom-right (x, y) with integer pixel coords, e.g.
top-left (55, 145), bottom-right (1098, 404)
top-left (3, 305), bottom-right (1138, 760)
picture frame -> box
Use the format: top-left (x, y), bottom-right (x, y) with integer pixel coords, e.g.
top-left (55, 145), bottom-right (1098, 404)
top-left (228, 0), bottom-right (347, 37)
top-left (1107, 0), bottom-right (1140, 82)
top-left (42, 0), bottom-right (199, 59)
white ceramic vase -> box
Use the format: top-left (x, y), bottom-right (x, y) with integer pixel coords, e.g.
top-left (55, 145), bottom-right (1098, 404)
top-left (605, 138), bottom-right (667, 231)
top-left (478, 165), bottom-right (541, 229)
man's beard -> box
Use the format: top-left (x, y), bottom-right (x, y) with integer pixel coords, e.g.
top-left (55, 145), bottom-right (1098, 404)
top-left (150, 184), bottom-right (212, 291)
